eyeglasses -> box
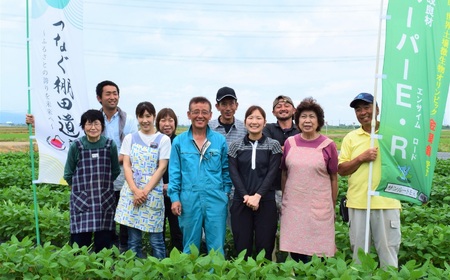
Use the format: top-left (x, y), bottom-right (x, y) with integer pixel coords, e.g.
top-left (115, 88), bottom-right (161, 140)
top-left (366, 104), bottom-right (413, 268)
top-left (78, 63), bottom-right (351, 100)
top-left (85, 121), bottom-right (102, 128)
top-left (190, 110), bottom-right (210, 116)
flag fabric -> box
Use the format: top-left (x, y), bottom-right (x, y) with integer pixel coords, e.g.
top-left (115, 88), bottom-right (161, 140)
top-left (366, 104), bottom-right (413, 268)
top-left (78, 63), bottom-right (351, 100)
top-left (378, 1), bottom-right (450, 205)
top-left (31, 0), bottom-right (87, 184)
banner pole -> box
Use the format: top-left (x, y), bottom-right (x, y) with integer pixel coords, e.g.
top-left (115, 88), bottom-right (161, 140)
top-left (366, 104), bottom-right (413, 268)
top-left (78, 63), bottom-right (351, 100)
top-left (364, 0), bottom-right (386, 253)
top-left (26, 0), bottom-right (41, 246)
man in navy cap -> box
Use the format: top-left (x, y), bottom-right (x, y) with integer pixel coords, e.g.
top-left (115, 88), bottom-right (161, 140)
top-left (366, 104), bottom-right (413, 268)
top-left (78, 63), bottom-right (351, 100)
top-left (338, 92), bottom-right (401, 268)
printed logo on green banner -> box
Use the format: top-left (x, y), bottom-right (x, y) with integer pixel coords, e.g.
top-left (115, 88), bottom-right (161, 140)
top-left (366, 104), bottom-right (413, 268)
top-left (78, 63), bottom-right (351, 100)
top-left (378, 1), bottom-right (450, 205)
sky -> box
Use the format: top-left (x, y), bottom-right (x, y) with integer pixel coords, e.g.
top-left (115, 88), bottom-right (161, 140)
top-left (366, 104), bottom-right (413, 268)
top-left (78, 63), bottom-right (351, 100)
top-left (1, 0), bottom-right (449, 126)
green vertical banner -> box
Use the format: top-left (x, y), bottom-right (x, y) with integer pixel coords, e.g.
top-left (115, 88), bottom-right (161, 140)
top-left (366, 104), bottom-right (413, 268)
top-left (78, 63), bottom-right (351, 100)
top-left (378, 1), bottom-right (450, 205)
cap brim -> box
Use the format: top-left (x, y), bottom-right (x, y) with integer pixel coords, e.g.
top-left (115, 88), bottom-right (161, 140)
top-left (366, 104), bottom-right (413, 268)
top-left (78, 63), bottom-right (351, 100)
top-left (350, 98), bottom-right (373, 108)
top-left (217, 94), bottom-right (237, 101)
top-left (273, 100), bottom-right (294, 108)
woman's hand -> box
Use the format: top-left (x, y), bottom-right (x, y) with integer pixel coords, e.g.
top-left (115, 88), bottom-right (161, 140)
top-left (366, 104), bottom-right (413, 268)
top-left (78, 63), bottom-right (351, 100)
top-left (246, 194), bottom-right (261, 211)
top-left (133, 188), bottom-right (148, 206)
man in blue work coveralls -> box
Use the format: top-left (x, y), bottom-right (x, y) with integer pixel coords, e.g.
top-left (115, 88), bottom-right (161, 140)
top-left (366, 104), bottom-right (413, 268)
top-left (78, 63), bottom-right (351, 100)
top-left (168, 96), bottom-right (231, 255)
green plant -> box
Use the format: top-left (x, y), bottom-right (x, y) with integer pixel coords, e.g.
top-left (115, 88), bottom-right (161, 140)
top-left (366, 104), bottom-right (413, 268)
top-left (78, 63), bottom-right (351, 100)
top-left (0, 200), bottom-right (69, 246)
top-left (1, 152), bottom-right (450, 277)
top-left (0, 152), bottom-right (36, 189)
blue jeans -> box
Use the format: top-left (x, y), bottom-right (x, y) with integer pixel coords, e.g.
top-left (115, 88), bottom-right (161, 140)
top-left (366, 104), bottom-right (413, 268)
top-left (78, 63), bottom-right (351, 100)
top-left (128, 227), bottom-right (166, 259)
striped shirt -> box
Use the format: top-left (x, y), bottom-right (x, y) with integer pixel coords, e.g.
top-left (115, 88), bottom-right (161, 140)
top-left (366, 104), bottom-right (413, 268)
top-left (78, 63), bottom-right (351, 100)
top-left (209, 117), bottom-right (247, 147)
top-left (228, 135), bottom-right (282, 201)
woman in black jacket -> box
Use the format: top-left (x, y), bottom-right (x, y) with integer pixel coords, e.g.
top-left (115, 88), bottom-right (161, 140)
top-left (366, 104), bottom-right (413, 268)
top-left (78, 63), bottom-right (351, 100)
top-left (227, 105), bottom-right (282, 260)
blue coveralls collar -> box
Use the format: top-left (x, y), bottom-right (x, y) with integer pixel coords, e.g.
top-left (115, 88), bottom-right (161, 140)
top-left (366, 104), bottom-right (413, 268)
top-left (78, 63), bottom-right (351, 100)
top-left (186, 125), bottom-right (215, 139)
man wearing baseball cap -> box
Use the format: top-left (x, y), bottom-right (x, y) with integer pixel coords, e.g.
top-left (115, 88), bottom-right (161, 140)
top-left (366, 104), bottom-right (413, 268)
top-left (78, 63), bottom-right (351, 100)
top-left (264, 95), bottom-right (299, 150)
top-left (263, 95), bottom-right (299, 262)
top-left (338, 92), bottom-right (401, 268)
top-left (263, 96), bottom-right (299, 198)
top-left (209, 86), bottom-right (247, 147)
top-left (208, 87), bottom-right (247, 239)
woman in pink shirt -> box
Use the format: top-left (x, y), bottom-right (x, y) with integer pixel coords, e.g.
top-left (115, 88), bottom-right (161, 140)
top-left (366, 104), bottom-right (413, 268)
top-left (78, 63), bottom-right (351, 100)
top-left (279, 97), bottom-right (339, 263)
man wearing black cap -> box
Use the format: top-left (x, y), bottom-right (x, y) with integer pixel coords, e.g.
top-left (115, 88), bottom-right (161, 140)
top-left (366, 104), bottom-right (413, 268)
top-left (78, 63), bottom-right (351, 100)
top-left (338, 92), bottom-right (401, 268)
top-left (209, 87), bottom-right (247, 147)
top-left (209, 87), bottom-right (247, 237)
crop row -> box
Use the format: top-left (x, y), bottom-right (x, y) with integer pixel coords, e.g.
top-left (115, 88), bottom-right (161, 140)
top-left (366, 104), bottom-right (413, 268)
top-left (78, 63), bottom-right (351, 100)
top-left (1, 236), bottom-right (450, 279)
top-left (0, 152), bottom-right (449, 278)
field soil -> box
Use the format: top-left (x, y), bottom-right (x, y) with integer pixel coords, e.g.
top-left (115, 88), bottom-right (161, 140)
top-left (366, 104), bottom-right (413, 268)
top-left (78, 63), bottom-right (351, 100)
top-left (0, 141), bottom-right (37, 153)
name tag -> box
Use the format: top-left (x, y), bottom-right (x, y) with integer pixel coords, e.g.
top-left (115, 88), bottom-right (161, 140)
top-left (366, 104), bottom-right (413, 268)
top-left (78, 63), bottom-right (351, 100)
top-left (150, 142), bottom-right (159, 148)
top-left (92, 153), bottom-right (99, 159)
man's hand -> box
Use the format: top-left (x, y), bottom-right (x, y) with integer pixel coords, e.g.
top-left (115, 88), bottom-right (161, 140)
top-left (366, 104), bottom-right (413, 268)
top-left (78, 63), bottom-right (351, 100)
top-left (25, 114), bottom-right (35, 127)
top-left (359, 147), bottom-right (378, 162)
top-left (338, 147), bottom-right (378, 176)
top-left (171, 201), bottom-right (182, 216)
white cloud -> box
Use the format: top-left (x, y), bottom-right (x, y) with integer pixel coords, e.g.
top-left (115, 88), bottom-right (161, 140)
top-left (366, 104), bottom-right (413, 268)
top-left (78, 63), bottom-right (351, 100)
top-left (1, 0), bottom-right (449, 127)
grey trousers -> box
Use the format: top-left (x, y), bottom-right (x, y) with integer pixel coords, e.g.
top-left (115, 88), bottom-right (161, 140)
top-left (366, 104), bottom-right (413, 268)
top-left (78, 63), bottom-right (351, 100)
top-left (348, 208), bottom-right (401, 268)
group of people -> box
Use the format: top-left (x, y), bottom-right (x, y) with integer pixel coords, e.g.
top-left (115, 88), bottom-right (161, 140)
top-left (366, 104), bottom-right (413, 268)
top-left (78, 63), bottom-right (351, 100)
top-left (26, 81), bottom-right (401, 268)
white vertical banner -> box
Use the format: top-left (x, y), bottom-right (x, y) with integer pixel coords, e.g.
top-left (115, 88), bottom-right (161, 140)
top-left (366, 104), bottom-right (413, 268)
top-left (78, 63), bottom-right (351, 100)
top-left (31, 0), bottom-right (87, 184)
